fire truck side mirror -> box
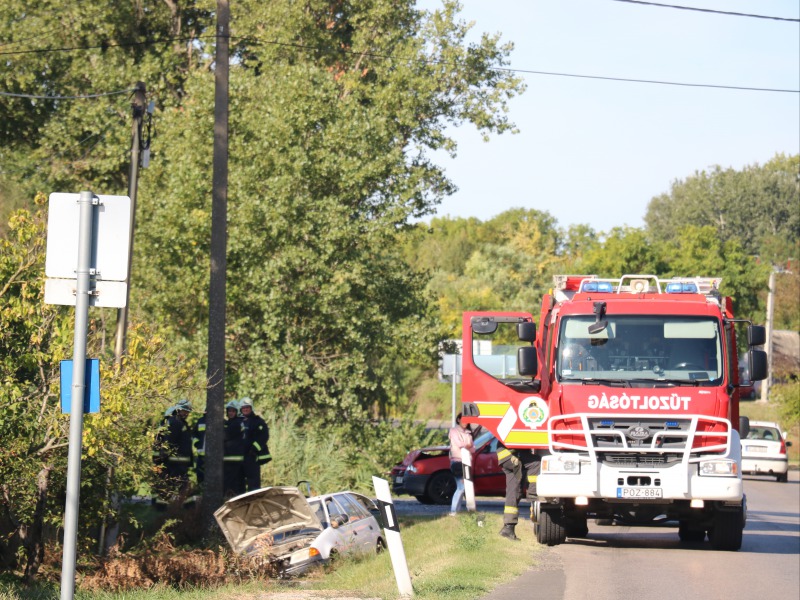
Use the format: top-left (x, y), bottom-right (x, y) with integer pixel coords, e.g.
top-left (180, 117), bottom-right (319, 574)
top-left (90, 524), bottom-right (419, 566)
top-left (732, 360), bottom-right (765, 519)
top-left (517, 321), bottom-right (536, 343)
top-left (747, 325), bottom-right (766, 347)
top-left (749, 349), bottom-right (768, 381)
top-left (518, 346), bottom-right (538, 377)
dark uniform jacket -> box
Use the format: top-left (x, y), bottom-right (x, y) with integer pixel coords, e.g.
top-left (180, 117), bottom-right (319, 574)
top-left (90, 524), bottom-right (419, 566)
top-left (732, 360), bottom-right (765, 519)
top-left (241, 413), bottom-right (271, 465)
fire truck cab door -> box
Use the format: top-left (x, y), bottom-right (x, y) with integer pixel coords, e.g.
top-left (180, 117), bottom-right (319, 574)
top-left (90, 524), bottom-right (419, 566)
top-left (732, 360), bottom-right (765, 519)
top-left (461, 312), bottom-right (549, 449)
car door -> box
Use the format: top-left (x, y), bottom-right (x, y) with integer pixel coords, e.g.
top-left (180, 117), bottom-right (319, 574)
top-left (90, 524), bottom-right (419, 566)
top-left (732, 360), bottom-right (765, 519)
top-left (335, 492), bottom-right (378, 554)
top-left (322, 495), bottom-right (358, 557)
top-left (473, 434), bottom-right (505, 495)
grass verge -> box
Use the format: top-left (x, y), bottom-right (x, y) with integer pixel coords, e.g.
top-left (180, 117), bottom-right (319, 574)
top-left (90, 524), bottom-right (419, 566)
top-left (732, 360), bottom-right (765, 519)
top-left (0, 513), bottom-right (539, 600)
top-left (304, 512), bottom-right (538, 599)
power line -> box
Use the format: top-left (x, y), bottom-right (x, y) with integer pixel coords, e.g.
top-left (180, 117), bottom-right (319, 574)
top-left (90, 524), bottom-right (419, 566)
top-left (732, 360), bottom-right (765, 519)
top-left (0, 89), bottom-right (134, 100)
top-left (611, 0), bottom-right (800, 22)
top-left (489, 65), bottom-right (799, 93)
top-left (245, 37), bottom-right (800, 94)
top-left (0, 35), bottom-right (212, 57)
top-left (1, 34), bottom-right (797, 95)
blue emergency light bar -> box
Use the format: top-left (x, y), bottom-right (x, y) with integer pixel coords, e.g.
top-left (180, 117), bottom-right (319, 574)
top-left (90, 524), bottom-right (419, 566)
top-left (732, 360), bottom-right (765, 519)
top-left (665, 282), bottom-right (698, 294)
top-left (581, 282), bottom-right (614, 293)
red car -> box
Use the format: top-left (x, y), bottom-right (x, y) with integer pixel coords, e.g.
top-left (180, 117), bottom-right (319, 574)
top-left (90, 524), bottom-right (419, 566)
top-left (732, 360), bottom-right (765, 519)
top-left (390, 429), bottom-right (506, 504)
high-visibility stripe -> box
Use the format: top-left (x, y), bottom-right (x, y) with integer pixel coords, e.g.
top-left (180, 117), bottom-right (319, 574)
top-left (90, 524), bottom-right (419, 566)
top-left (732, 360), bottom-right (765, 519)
top-left (497, 448), bottom-right (512, 460)
top-left (197, 424), bottom-right (206, 431)
top-left (504, 430), bottom-right (549, 445)
top-left (475, 402), bottom-right (510, 417)
top-left (528, 475), bottom-right (538, 483)
top-left (253, 442), bottom-right (262, 452)
top-left (167, 456), bottom-right (191, 463)
top-left (257, 454), bottom-right (271, 461)
top-left (223, 456), bottom-right (244, 462)
top-left (504, 506), bottom-right (519, 515)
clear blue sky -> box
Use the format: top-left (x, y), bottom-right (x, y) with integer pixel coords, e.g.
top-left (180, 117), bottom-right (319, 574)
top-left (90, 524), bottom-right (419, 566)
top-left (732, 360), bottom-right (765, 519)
top-left (417, 0), bottom-right (800, 233)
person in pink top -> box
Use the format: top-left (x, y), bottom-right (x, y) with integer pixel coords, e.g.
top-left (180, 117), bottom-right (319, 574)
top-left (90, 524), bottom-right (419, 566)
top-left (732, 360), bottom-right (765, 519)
top-left (448, 413), bottom-right (475, 515)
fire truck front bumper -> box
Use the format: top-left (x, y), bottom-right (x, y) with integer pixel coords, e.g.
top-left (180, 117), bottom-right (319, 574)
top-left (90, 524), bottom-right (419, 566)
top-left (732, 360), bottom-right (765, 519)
top-left (537, 455), bottom-right (743, 503)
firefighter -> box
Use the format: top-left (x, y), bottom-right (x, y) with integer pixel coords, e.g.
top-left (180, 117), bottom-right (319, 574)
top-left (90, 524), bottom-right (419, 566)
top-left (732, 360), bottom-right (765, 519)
top-left (223, 400), bottom-right (246, 497)
top-left (156, 399), bottom-right (194, 507)
top-left (497, 442), bottom-right (540, 540)
top-left (239, 397), bottom-right (271, 492)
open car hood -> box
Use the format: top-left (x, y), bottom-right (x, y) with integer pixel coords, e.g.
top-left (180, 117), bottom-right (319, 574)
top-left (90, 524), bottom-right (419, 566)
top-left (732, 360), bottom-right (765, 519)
top-left (214, 486), bottom-right (323, 557)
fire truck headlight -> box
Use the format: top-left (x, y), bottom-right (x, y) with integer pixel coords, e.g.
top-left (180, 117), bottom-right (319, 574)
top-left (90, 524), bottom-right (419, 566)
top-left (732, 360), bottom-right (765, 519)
top-left (542, 456), bottom-right (580, 474)
top-left (698, 459), bottom-right (738, 477)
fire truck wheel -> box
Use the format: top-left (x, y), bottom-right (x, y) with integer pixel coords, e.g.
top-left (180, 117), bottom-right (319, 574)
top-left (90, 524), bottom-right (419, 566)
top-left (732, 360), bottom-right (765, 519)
top-left (678, 521), bottom-right (706, 542)
top-left (535, 508), bottom-right (567, 546)
top-left (425, 471), bottom-right (455, 505)
top-left (709, 508), bottom-right (744, 551)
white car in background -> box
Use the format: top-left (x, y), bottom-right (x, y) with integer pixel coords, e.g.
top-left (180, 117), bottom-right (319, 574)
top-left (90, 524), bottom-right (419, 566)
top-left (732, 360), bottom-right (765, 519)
top-left (214, 486), bottom-right (385, 577)
top-left (741, 421), bottom-right (792, 482)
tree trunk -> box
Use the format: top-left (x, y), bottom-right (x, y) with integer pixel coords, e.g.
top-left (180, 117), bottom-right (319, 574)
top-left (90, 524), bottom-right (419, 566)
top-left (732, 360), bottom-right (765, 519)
top-left (23, 466), bottom-right (51, 584)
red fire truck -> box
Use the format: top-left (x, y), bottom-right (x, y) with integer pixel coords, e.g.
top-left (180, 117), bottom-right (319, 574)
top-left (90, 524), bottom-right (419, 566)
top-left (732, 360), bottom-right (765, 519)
top-left (461, 274), bottom-right (767, 551)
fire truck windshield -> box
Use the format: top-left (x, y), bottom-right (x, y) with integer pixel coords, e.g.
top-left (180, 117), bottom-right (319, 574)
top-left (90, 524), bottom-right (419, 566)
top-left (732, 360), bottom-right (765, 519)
top-left (556, 315), bottom-right (723, 385)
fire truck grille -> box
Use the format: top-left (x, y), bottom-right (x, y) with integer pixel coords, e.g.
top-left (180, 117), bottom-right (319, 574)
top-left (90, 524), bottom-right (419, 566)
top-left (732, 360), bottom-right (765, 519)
top-left (601, 454), bottom-right (682, 468)
top-left (587, 418), bottom-right (692, 450)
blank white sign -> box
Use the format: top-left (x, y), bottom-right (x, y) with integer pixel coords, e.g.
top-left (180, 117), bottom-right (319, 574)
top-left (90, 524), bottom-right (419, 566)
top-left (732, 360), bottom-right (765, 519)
top-left (45, 193), bottom-right (132, 282)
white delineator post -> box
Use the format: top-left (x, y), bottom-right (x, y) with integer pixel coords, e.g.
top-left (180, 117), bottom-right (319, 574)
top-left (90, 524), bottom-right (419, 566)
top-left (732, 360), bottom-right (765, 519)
top-left (372, 476), bottom-right (413, 597)
top-left (461, 447), bottom-right (476, 512)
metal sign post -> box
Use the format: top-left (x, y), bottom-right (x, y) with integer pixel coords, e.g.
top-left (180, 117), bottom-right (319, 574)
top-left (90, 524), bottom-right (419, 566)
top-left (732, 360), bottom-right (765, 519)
top-left (59, 191), bottom-right (95, 600)
top-left (442, 354), bottom-right (462, 427)
top-left (44, 191), bottom-right (131, 600)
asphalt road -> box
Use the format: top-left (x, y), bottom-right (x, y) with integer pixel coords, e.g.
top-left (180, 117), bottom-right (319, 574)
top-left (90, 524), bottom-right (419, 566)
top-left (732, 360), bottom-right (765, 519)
top-left (478, 470), bottom-right (800, 600)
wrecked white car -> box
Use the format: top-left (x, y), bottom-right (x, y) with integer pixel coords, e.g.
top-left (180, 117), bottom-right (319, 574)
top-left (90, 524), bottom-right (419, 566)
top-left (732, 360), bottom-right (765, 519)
top-left (214, 486), bottom-right (385, 577)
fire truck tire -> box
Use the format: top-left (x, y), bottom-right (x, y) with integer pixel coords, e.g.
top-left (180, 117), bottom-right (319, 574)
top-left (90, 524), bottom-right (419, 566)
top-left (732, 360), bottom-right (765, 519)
top-left (709, 509), bottom-right (743, 551)
top-left (776, 472), bottom-right (788, 483)
top-left (414, 495), bottom-right (435, 505)
top-left (678, 521), bottom-right (706, 542)
top-left (565, 516), bottom-right (589, 538)
top-left (536, 508), bottom-right (567, 546)
top-left (425, 471), bottom-right (455, 505)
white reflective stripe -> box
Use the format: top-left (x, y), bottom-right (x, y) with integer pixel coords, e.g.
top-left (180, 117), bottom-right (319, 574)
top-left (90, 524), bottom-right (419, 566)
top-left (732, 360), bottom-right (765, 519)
top-left (498, 406), bottom-right (517, 442)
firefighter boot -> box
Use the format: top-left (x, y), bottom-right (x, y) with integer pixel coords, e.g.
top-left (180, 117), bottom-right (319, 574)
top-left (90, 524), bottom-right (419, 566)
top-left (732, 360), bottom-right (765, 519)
top-left (499, 524), bottom-right (519, 541)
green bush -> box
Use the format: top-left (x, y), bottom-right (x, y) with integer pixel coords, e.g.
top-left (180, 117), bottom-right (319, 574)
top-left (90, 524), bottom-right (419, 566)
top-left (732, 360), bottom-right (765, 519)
top-left (772, 380), bottom-right (800, 428)
top-left (262, 410), bottom-right (438, 495)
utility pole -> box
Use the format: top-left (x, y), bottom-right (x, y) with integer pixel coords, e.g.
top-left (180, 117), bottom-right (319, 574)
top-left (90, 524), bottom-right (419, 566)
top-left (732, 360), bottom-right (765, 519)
top-left (202, 0), bottom-right (230, 535)
top-left (759, 269), bottom-right (776, 403)
top-left (114, 82), bottom-right (147, 366)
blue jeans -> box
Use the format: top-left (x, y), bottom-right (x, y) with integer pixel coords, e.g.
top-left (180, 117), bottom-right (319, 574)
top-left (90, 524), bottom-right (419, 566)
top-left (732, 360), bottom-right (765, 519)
top-left (450, 470), bottom-right (465, 513)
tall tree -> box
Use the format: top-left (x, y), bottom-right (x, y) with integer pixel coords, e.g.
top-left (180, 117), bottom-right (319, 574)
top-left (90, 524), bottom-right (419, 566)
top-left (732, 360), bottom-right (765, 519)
top-left (644, 154), bottom-right (799, 263)
top-left (131, 0), bottom-right (525, 422)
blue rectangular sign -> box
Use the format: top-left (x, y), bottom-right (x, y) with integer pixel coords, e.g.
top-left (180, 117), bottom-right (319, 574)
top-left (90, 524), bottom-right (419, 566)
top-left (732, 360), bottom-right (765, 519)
top-left (60, 359), bottom-right (100, 414)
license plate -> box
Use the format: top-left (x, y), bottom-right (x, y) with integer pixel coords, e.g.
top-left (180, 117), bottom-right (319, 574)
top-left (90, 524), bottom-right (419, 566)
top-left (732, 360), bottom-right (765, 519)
top-left (617, 487), bottom-right (662, 499)
top-left (394, 476), bottom-right (404, 484)
top-left (746, 446), bottom-right (767, 453)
